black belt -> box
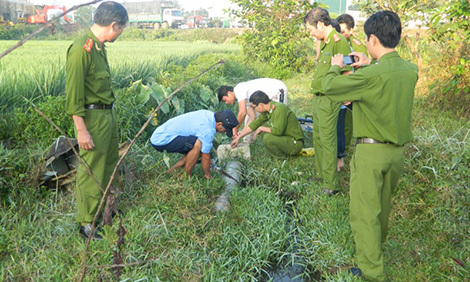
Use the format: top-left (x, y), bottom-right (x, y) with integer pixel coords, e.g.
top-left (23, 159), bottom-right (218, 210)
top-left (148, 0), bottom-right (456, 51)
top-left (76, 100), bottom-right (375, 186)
top-left (315, 93), bottom-right (325, 97)
top-left (356, 137), bottom-right (401, 146)
top-left (85, 103), bottom-right (113, 110)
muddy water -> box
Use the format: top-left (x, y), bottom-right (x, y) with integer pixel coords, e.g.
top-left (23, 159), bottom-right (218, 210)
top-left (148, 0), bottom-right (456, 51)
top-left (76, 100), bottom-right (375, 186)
top-left (261, 205), bottom-right (321, 281)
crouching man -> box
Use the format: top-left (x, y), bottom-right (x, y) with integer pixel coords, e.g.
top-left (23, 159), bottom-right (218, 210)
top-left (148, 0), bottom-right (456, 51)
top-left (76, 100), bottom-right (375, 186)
top-left (231, 91), bottom-right (304, 157)
top-left (150, 110), bottom-right (238, 178)
top-left (217, 78), bottom-right (288, 137)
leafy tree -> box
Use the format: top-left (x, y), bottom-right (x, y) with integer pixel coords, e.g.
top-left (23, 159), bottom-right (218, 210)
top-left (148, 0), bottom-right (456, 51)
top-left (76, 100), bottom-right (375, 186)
top-left (428, 0), bottom-right (470, 116)
top-left (228, 0), bottom-right (315, 77)
top-left (353, 0), bottom-right (441, 67)
top-left (430, 0), bottom-right (470, 40)
top-left (73, 6), bottom-right (94, 25)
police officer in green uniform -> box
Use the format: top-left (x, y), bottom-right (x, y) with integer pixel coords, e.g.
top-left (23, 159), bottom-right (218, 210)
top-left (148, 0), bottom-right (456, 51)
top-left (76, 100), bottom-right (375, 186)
top-left (337, 14), bottom-right (368, 56)
top-left (336, 13), bottom-right (369, 152)
top-left (65, 1), bottom-right (128, 240)
top-left (231, 91), bottom-right (304, 157)
top-left (323, 11), bottom-right (418, 281)
top-left (304, 8), bottom-right (352, 195)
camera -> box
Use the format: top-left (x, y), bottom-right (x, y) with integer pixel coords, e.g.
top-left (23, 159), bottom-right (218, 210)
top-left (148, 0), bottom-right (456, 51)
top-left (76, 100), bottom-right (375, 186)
top-left (343, 55), bottom-right (355, 65)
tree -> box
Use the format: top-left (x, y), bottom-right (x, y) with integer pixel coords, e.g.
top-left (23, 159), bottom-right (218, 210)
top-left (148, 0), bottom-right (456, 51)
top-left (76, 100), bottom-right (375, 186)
top-left (353, 0), bottom-right (442, 67)
top-left (428, 0), bottom-right (470, 116)
top-left (353, 0), bottom-right (470, 115)
top-left (228, 0), bottom-right (315, 77)
top-left (73, 6), bottom-right (94, 26)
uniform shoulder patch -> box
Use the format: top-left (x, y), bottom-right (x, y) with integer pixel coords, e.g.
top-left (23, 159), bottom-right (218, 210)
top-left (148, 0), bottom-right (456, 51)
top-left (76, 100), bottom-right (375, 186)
top-left (353, 38), bottom-right (362, 46)
top-left (332, 33), bottom-right (341, 43)
top-left (83, 39), bottom-right (93, 53)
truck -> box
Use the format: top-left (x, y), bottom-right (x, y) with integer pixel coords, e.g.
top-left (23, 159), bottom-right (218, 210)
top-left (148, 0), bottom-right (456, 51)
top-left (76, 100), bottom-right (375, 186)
top-left (27, 5), bottom-right (71, 24)
top-left (0, 16), bottom-right (14, 26)
top-left (123, 1), bottom-right (183, 29)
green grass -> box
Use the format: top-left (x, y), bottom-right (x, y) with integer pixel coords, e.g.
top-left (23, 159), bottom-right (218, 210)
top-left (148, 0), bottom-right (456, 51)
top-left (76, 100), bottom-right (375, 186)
top-left (0, 40), bottom-right (240, 108)
top-left (0, 39), bottom-right (469, 281)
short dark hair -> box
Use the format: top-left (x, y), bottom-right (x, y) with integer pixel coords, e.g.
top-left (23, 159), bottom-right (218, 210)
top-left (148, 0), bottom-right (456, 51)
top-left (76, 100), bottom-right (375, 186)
top-left (304, 7), bottom-right (331, 27)
top-left (364, 10), bottom-right (401, 48)
top-left (217, 85), bottom-right (234, 101)
top-left (94, 1), bottom-right (128, 27)
top-left (249, 91), bottom-right (271, 106)
top-left (336, 14), bottom-right (355, 29)
top-left (331, 19), bottom-right (341, 32)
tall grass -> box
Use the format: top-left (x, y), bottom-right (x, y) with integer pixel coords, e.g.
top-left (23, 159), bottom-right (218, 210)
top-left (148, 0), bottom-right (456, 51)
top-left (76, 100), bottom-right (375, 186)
top-left (0, 40), bottom-right (240, 108)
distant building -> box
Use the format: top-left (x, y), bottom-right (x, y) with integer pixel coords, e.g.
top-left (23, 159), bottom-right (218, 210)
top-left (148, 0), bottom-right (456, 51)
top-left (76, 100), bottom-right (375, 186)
top-left (0, 0), bottom-right (35, 23)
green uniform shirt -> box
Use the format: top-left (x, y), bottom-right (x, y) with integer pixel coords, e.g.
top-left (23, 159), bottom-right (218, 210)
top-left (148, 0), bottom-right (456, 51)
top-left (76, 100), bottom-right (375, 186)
top-left (248, 101), bottom-right (304, 141)
top-left (348, 35), bottom-right (368, 54)
top-left (66, 29), bottom-right (114, 117)
top-left (322, 51), bottom-right (419, 145)
top-left (310, 29), bottom-right (352, 94)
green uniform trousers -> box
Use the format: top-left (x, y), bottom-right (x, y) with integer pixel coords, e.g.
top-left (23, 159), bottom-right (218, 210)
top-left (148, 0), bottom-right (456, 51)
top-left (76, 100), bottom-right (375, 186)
top-left (344, 108), bottom-right (353, 149)
top-left (350, 143), bottom-right (404, 282)
top-left (76, 109), bottom-right (119, 223)
top-left (312, 95), bottom-right (342, 190)
top-left (262, 133), bottom-right (303, 157)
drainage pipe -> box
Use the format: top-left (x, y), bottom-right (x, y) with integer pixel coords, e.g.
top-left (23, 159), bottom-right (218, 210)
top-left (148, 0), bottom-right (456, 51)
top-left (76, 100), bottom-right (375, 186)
top-left (214, 161), bottom-right (243, 212)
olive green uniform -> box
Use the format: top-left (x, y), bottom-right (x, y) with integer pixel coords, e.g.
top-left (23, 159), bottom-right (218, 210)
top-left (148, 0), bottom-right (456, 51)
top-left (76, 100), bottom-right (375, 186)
top-left (344, 35), bottom-right (369, 149)
top-left (310, 29), bottom-right (351, 190)
top-left (248, 101), bottom-right (304, 157)
top-left (66, 29), bottom-right (119, 224)
top-left (323, 51), bottom-right (418, 281)
top-left (347, 35), bottom-right (368, 55)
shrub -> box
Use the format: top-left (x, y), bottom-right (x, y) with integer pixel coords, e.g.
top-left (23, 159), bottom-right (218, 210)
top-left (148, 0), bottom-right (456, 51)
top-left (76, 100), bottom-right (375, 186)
top-left (228, 0), bottom-right (315, 78)
top-left (117, 27), bottom-right (237, 43)
top-left (427, 0), bottom-right (470, 117)
top-left (0, 25), bottom-right (35, 40)
top-left (165, 28), bottom-right (237, 44)
top-left (14, 95), bottom-right (74, 148)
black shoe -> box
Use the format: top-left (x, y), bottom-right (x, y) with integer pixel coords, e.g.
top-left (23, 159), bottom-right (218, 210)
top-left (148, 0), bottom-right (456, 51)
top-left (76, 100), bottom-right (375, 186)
top-left (348, 267), bottom-right (362, 277)
top-left (79, 223), bottom-right (103, 240)
top-left (323, 188), bottom-right (340, 196)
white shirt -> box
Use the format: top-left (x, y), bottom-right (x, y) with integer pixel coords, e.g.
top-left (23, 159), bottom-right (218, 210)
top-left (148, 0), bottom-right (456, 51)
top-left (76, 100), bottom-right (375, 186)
top-left (234, 78), bottom-right (287, 103)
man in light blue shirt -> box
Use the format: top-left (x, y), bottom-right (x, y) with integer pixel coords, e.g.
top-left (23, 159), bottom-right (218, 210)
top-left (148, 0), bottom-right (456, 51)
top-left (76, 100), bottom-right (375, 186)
top-left (150, 110), bottom-right (238, 178)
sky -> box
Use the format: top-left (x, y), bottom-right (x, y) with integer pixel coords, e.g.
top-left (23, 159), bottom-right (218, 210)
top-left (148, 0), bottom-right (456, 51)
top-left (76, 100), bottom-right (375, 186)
top-left (30, 0), bottom-right (234, 17)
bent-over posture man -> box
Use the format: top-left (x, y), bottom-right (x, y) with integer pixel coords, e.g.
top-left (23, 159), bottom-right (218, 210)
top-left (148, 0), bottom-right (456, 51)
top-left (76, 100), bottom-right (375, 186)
top-left (150, 110), bottom-right (238, 178)
top-left (66, 1), bottom-right (128, 240)
top-left (218, 78), bottom-right (288, 137)
top-left (231, 91), bottom-right (303, 157)
top-left (323, 10), bottom-right (418, 281)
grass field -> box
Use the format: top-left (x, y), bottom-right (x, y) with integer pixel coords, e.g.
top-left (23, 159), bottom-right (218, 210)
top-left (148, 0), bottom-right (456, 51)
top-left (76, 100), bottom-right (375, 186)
top-left (0, 39), bottom-right (469, 281)
top-left (0, 40), bottom-right (240, 108)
